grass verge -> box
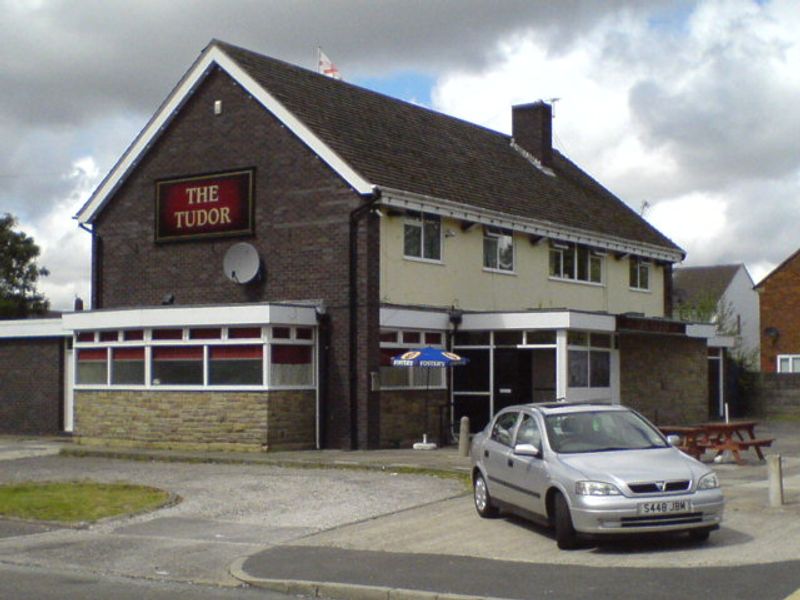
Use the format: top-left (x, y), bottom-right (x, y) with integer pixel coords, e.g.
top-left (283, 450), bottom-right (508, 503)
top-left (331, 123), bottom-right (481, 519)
top-left (0, 481), bottom-right (172, 524)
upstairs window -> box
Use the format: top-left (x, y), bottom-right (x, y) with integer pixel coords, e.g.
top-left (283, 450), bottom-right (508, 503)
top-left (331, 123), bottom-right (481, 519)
top-left (404, 212), bottom-right (441, 261)
top-left (549, 242), bottom-right (603, 284)
top-left (483, 227), bottom-right (514, 272)
top-left (629, 257), bottom-right (650, 290)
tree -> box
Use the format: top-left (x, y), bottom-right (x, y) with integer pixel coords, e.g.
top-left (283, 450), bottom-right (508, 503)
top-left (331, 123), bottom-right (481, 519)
top-left (0, 213), bottom-right (50, 318)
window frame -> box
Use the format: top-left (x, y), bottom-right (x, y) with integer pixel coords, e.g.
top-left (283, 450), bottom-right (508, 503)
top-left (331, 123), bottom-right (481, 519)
top-left (403, 212), bottom-right (442, 263)
top-left (629, 257), bottom-right (651, 291)
top-left (777, 355), bottom-right (800, 373)
top-left (378, 328), bottom-right (448, 390)
top-left (73, 325), bottom-right (315, 391)
top-left (482, 227), bottom-right (515, 274)
top-left (566, 332), bottom-right (613, 389)
top-left (549, 242), bottom-right (604, 285)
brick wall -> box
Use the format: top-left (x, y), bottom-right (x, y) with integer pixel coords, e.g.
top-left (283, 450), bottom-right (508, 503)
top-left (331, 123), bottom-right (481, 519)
top-left (74, 389), bottom-right (315, 451)
top-left (0, 338), bottom-right (63, 434)
top-left (619, 333), bottom-right (707, 425)
top-left (379, 390), bottom-right (448, 448)
top-left (741, 372), bottom-right (800, 419)
top-left (758, 253), bottom-right (800, 372)
top-left (92, 67), bottom-right (380, 448)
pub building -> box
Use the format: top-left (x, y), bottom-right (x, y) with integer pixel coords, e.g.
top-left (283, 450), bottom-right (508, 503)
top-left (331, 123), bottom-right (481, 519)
top-left (0, 40), bottom-right (730, 449)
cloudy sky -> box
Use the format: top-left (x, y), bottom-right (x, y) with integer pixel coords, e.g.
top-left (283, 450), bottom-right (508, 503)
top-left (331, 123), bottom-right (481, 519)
top-left (2, 0), bottom-right (798, 310)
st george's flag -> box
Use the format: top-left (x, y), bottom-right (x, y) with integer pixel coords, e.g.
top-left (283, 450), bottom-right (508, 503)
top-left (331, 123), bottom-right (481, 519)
top-left (317, 48), bottom-right (342, 80)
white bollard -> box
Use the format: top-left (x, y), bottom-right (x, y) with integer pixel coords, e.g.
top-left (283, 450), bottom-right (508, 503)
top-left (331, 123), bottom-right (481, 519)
top-left (458, 416), bottom-right (470, 457)
top-left (767, 454), bottom-right (784, 507)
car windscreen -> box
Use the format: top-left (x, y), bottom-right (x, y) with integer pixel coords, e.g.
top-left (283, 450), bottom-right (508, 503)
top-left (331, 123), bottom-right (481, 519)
top-left (544, 410), bottom-right (668, 454)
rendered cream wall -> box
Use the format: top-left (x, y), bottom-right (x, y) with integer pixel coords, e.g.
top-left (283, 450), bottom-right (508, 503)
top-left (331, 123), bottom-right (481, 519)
top-left (380, 216), bottom-right (664, 317)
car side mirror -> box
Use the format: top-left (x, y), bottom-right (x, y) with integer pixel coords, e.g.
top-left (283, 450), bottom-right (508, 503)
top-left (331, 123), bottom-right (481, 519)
top-left (666, 434), bottom-right (681, 447)
top-left (514, 443), bottom-right (540, 457)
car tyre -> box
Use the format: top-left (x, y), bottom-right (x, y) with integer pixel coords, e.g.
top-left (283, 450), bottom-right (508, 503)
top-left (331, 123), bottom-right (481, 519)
top-left (554, 492), bottom-right (579, 550)
top-left (473, 472), bottom-right (499, 518)
top-left (688, 528), bottom-right (711, 543)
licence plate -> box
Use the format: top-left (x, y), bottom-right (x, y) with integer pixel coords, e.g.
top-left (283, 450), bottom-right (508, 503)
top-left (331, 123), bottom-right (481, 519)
top-left (638, 500), bottom-right (690, 515)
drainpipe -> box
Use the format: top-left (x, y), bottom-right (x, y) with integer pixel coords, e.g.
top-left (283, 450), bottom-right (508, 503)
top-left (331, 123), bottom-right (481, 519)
top-left (78, 222), bottom-right (101, 310)
top-left (348, 186), bottom-right (382, 450)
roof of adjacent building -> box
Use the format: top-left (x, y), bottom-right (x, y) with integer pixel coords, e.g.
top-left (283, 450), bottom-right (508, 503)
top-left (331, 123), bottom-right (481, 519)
top-left (672, 264), bottom-right (742, 306)
top-left (77, 39), bottom-right (683, 258)
top-left (755, 248), bottom-right (800, 290)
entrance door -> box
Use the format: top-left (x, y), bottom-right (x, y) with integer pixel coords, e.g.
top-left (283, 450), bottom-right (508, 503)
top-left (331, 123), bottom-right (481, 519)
top-left (531, 349), bottom-right (556, 403)
top-left (493, 348), bottom-right (532, 411)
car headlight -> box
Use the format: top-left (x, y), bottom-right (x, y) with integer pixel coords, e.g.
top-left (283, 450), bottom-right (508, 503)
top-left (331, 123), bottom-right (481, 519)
top-left (697, 472), bottom-right (720, 490)
top-left (575, 481), bottom-right (622, 496)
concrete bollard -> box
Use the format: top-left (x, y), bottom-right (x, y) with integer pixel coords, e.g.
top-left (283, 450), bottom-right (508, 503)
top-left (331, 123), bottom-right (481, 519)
top-left (458, 416), bottom-right (470, 457)
top-left (768, 454), bottom-right (784, 507)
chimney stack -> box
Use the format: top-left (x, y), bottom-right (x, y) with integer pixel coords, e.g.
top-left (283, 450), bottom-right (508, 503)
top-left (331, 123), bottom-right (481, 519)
top-left (512, 100), bottom-right (553, 167)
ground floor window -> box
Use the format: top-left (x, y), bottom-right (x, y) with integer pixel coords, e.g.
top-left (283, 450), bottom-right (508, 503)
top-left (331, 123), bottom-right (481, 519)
top-left (379, 329), bottom-right (446, 389)
top-left (567, 332), bottom-right (612, 388)
top-left (777, 355), bottom-right (800, 373)
top-left (73, 325), bottom-right (314, 389)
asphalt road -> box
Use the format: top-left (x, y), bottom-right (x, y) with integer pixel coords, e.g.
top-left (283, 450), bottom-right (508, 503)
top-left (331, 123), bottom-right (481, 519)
top-left (242, 547), bottom-right (800, 600)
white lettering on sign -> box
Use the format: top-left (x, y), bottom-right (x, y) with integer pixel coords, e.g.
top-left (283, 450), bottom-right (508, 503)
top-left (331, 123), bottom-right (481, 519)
top-left (185, 185), bottom-right (220, 205)
top-left (175, 206), bottom-right (232, 229)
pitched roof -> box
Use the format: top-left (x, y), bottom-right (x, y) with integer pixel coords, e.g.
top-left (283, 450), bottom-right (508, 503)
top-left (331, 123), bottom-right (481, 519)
top-left (672, 264), bottom-right (741, 306)
top-left (77, 40), bottom-right (683, 259)
top-left (755, 248), bottom-right (800, 289)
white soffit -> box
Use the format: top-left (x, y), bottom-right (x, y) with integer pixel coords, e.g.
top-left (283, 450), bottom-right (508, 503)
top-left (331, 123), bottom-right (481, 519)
top-left (460, 311), bottom-right (616, 332)
top-left (380, 307), bottom-right (450, 330)
top-left (75, 43), bottom-right (373, 224)
top-left (0, 318), bottom-right (66, 339)
top-left (62, 304), bottom-right (317, 331)
top-left (381, 188), bottom-right (684, 264)
top-left (707, 335), bottom-right (736, 348)
top-left (686, 323), bottom-right (719, 339)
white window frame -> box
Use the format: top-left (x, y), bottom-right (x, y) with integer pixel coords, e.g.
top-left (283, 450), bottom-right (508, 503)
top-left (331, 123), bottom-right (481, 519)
top-left (566, 332), bottom-right (613, 389)
top-left (73, 325), bottom-right (315, 391)
top-left (403, 212), bottom-right (442, 263)
top-left (483, 227), bottom-right (515, 274)
top-left (629, 257), bottom-right (651, 291)
top-left (777, 354), bottom-right (800, 373)
top-left (549, 242), bottom-right (604, 285)
top-left (379, 328), bottom-right (447, 390)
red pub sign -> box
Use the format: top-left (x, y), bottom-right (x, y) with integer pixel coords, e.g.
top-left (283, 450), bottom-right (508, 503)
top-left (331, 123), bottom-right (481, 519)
top-left (155, 169), bottom-right (254, 242)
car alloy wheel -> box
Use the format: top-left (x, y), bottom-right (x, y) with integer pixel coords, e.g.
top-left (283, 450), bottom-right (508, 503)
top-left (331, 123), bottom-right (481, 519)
top-left (473, 472), bottom-right (499, 518)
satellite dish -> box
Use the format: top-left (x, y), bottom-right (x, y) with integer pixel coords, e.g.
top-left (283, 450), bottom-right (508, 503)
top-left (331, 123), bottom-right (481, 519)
top-left (223, 242), bottom-right (261, 284)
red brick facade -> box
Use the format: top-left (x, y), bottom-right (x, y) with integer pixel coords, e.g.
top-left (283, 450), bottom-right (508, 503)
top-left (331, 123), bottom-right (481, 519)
top-left (93, 68), bottom-right (381, 448)
top-left (757, 250), bottom-right (800, 372)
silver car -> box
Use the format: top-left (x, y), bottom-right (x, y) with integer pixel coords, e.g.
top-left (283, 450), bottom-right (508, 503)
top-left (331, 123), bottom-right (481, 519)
top-left (470, 402), bottom-right (724, 549)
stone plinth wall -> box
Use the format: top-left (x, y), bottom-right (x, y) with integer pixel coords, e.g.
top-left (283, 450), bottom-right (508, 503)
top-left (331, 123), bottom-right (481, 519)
top-left (75, 389), bottom-right (315, 451)
top-left (742, 373), bottom-right (800, 419)
top-left (379, 390), bottom-right (448, 448)
top-left (619, 334), bottom-right (707, 426)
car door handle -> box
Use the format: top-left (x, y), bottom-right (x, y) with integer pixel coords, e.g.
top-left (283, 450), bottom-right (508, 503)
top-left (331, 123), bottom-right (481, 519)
top-left (507, 458), bottom-right (513, 468)
top-left (484, 450), bottom-right (489, 458)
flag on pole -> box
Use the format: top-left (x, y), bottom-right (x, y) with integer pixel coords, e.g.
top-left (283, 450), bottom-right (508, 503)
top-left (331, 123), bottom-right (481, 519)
top-left (317, 48), bottom-right (342, 80)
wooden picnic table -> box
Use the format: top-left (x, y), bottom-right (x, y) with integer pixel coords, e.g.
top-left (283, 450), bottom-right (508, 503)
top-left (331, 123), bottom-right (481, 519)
top-left (659, 421), bottom-right (774, 465)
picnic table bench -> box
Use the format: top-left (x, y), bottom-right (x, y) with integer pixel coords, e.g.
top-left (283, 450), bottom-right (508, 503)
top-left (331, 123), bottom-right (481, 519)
top-left (659, 421), bottom-right (774, 465)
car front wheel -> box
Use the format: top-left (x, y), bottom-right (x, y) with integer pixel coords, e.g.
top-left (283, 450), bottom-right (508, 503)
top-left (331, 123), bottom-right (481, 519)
top-left (473, 472), bottom-right (499, 518)
top-left (553, 492), bottom-right (579, 550)
top-left (688, 528), bottom-right (712, 542)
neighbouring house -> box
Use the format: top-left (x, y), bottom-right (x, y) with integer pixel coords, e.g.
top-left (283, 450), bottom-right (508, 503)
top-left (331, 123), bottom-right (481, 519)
top-left (0, 40), bottom-right (721, 449)
top-left (756, 248), bottom-right (800, 373)
top-left (673, 264), bottom-right (760, 366)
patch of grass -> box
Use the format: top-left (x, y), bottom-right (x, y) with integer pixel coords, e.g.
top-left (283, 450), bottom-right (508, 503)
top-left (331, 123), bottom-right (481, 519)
top-left (0, 482), bottom-right (172, 524)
